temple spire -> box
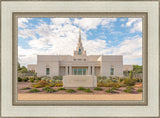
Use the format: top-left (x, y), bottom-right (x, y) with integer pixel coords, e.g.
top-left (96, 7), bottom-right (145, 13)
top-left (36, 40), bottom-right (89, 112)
top-left (79, 28), bottom-right (81, 43)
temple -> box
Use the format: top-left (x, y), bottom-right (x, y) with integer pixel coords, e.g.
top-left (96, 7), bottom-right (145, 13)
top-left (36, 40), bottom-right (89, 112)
top-left (28, 29), bottom-right (123, 78)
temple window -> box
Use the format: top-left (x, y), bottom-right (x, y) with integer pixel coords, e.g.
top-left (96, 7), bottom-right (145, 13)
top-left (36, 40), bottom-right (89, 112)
top-left (46, 68), bottom-right (50, 75)
top-left (78, 49), bottom-right (81, 55)
top-left (110, 68), bottom-right (114, 75)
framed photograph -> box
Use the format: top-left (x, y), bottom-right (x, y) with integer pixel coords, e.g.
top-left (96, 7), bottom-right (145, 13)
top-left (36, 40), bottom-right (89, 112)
top-left (1, 0), bottom-right (159, 117)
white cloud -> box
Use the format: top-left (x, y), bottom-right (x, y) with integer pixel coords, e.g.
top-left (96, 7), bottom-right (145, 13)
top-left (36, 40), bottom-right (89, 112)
top-left (126, 18), bottom-right (142, 33)
top-left (73, 18), bottom-right (116, 31)
top-left (51, 18), bottom-right (71, 26)
top-left (18, 29), bottom-right (36, 39)
top-left (111, 35), bottom-right (142, 64)
top-left (18, 18), bottom-right (32, 28)
top-left (121, 24), bottom-right (124, 27)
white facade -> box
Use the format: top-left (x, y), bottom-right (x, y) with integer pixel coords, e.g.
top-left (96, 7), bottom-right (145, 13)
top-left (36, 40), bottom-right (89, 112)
top-left (28, 29), bottom-right (123, 77)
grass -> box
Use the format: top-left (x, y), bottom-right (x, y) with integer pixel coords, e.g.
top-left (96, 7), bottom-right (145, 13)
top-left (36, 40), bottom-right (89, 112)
top-left (94, 87), bottom-right (103, 91)
top-left (29, 88), bottom-right (40, 93)
top-left (22, 87), bottom-right (31, 90)
top-left (66, 89), bottom-right (76, 93)
top-left (84, 88), bottom-right (93, 93)
top-left (57, 87), bottom-right (66, 91)
top-left (136, 89), bottom-right (143, 92)
top-left (105, 88), bottom-right (116, 93)
top-left (77, 87), bottom-right (86, 91)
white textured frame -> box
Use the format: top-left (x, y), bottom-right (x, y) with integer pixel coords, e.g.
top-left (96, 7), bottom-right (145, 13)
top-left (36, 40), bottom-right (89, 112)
top-left (1, 1), bottom-right (159, 117)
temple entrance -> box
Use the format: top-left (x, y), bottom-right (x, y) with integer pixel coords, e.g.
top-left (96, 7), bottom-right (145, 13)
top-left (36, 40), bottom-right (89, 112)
top-left (73, 68), bottom-right (86, 75)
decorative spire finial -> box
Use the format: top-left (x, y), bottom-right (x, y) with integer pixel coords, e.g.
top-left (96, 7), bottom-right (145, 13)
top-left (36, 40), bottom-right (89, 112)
top-left (79, 28), bottom-right (81, 43)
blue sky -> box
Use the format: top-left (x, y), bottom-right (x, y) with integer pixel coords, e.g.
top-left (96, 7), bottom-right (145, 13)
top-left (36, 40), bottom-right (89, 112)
top-left (18, 18), bottom-right (142, 66)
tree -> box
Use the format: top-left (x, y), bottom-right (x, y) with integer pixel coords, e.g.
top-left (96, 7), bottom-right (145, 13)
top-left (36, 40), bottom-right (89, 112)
top-left (129, 71), bottom-right (133, 79)
top-left (17, 62), bottom-right (21, 70)
top-left (133, 65), bottom-right (143, 74)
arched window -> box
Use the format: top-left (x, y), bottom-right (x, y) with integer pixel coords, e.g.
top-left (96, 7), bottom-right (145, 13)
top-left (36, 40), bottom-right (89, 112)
top-left (78, 49), bottom-right (81, 55)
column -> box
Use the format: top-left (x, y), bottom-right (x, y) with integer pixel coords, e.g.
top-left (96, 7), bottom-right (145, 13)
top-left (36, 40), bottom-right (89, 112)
top-left (92, 66), bottom-right (95, 76)
top-left (65, 66), bottom-right (68, 75)
top-left (69, 66), bottom-right (72, 75)
top-left (88, 66), bottom-right (91, 75)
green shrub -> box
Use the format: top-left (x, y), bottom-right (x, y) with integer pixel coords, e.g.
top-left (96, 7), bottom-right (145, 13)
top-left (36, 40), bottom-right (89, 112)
top-left (123, 86), bottom-right (134, 93)
top-left (57, 87), bottom-right (66, 91)
top-left (102, 76), bottom-right (107, 79)
top-left (123, 89), bottom-right (132, 93)
top-left (18, 77), bottom-right (22, 82)
top-left (29, 88), bottom-right (40, 93)
top-left (94, 87), bottom-right (103, 91)
top-left (42, 86), bottom-right (51, 91)
top-left (129, 71), bottom-right (133, 79)
top-left (127, 86), bottom-right (133, 90)
top-left (46, 88), bottom-right (56, 93)
top-left (53, 76), bottom-right (63, 80)
top-left (66, 89), bottom-right (76, 93)
top-left (30, 78), bottom-right (35, 83)
top-left (77, 87), bottom-right (86, 91)
top-left (124, 78), bottom-right (135, 86)
top-left (36, 77), bottom-right (41, 81)
top-left (84, 88), bottom-right (93, 93)
top-left (22, 87), bottom-right (31, 90)
top-left (105, 88), bottom-right (116, 93)
top-left (137, 89), bottom-right (143, 92)
top-left (112, 87), bottom-right (119, 90)
top-left (42, 86), bottom-right (56, 93)
top-left (23, 77), bottom-right (29, 82)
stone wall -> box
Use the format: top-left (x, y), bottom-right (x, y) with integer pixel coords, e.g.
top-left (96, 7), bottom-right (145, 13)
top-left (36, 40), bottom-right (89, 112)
top-left (63, 75), bottom-right (97, 88)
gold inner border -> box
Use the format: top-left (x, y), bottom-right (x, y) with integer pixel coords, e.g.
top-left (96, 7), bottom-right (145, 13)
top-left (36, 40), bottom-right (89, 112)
top-left (12, 12), bottom-right (148, 106)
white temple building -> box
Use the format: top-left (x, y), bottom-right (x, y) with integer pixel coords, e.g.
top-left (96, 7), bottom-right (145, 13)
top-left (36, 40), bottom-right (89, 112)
top-left (28, 29), bottom-right (123, 78)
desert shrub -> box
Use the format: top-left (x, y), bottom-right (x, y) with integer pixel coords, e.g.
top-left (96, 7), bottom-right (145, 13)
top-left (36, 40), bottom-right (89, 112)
top-left (112, 87), bottom-right (119, 90)
top-left (102, 76), bottom-right (107, 79)
top-left (57, 87), bottom-right (66, 91)
top-left (54, 82), bottom-right (63, 87)
top-left (118, 78), bottom-right (124, 83)
top-left (23, 77), bottom-right (29, 82)
top-left (111, 79), bottom-right (118, 83)
top-left (134, 78), bottom-right (143, 83)
top-left (30, 78), bottom-right (35, 83)
top-left (84, 88), bottom-right (93, 93)
top-left (29, 88), bottom-right (40, 93)
top-left (22, 87), bottom-right (31, 90)
top-left (37, 80), bottom-right (49, 87)
top-left (77, 87), bottom-right (86, 91)
top-left (32, 80), bottom-right (50, 88)
top-left (66, 89), bottom-right (76, 93)
top-left (32, 84), bottom-right (42, 88)
top-left (35, 77), bottom-right (41, 81)
top-left (129, 71), bottom-right (133, 79)
top-left (94, 87), bottom-right (103, 91)
top-left (137, 89), bottom-right (143, 92)
top-left (53, 76), bottom-right (63, 80)
top-left (45, 87), bottom-right (56, 93)
top-left (18, 77), bottom-right (22, 82)
top-left (123, 86), bottom-right (134, 93)
top-left (124, 78), bottom-right (135, 86)
top-left (105, 88), bottom-right (116, 93)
